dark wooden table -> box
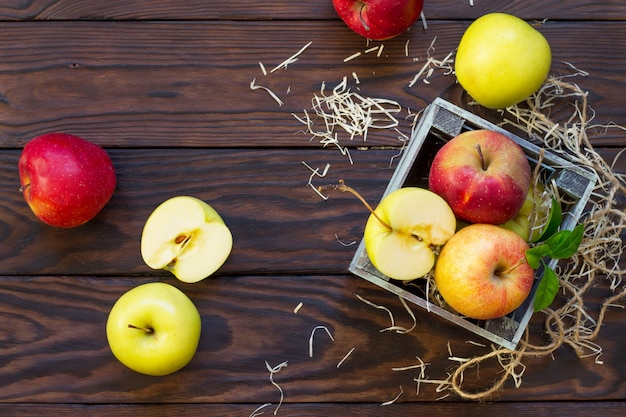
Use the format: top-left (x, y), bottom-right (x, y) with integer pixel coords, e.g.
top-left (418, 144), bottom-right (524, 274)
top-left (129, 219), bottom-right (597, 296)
top-left (1, 1), bottom-right (624, 416)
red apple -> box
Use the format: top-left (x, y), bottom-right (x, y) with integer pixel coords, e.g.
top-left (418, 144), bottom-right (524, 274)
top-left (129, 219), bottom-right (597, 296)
top-left (434, 223), bottom-right (535, 320)
top-left (428, 129), bottom-right (531, 224)
top-left (18, 132), bottom-right (116, 228)
top-left (332, 0), bottom-right (424, 41)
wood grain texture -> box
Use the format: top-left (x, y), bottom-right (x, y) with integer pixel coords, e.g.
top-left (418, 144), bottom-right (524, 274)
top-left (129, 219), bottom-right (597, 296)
top-left (0, 0), bottom-right (625, 21)
top-left (1, 401), bottom-right (625, 417)
top-left (0, 275), bottom-right (624, 403)
top-left (0, 21), bottom-right (625, 148)
top-left (1, 1), bottom-right (625, 413)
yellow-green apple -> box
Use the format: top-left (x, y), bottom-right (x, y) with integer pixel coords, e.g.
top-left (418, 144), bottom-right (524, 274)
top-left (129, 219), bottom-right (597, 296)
top-left (428, 129), bottom-right (531, 225)
top-left (364, 187), bottom-right (457, 281)
top-left (18, 132), bottom-right (116, 228)
top-left (141, 196), bottom-right (233, 283)
top-left (501, 183), bottom-right (562, 242)
top-left (455, 12), bottom-right (552, 109)
top-left (332, 0), bottom-right (424, 41)
top-left (106, 282), bottom-right (201, 376)
top-left (435, 223), bottom-right (535, 320)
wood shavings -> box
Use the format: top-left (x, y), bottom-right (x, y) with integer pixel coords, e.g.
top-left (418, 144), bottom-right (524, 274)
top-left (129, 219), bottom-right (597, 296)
top-left (336, 347), bottom-right (355, 368)
top-left (381, 386), bottom-right (404, 406)
top-left (383, 296), bottom-right (417, 334)
top-left (271, 41), bottom-right (312, 72)
top-left (301, 161), bottom-right (331, 200)
top-left (420, 11), bottom-right (428, 30)
top-left (264, 360), bottom-right (288, 415)
top-left (293, 77), bottom-right (402, 164)
top-left (408, 37), bottom-right (455, 87)
top-left (334, 233), bottom-right (356, 247)
top-left (250, 78), bottom-right (284, 106)
top-left (355, 293), bottom-right (396, 332)
top-left (309, 325), bottom-right (334, 358)
top-left (343, 51), bottom-right (362, 62)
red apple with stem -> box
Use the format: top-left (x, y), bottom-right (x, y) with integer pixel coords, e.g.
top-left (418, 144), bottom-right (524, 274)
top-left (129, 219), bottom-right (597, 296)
top-left (18, 132), bottom-right (116, 228)
top-left (428, 129), bottom-right (531, 225)
top-left (332, 0), bottom-right (424, 41)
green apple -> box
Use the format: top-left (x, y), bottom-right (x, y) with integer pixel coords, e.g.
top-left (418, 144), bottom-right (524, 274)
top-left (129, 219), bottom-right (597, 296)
top-left (141, 196), bottom-right (233, 283)
top-left (106, 282), bottom-right (202, 376)
top-left (364, 187), bottom-right (457, 281)
top-left (455, 13), bottom-right (552, 109)
top-left (501, 182), bottom-right (562, 242)
top-left (435, 223), bottom-right (535, 320)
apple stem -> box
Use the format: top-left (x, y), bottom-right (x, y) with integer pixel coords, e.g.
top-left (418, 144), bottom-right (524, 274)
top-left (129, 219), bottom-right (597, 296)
top-left (128, 324), bottom-right (154, 334)
top-left (476, 144), bottom-right (488, 171)
top-left (359, 4), bottom-right (370, 32)
top-left (498, 258), bottom-right (526, 276)
top-left (318, 180), bottom-right (392, 231)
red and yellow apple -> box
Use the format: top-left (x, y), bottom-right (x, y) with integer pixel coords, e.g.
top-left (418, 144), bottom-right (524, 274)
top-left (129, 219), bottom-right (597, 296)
top-left (428, 129), bottom-right (531, 225)
top-left (364, 187), bottom-right (457, 281)
top-left (18, 132), bottom-right (116, 228)
top-left (455, 12), bottom-right (552, 109)
top-left (434, 223), bottom-right (535, 320)
top-left (141, 196), bottom-right (233, 283)
top-left (106, 282), bottom-right (202, 376)
top-left (332, 0), bottom-right (424, 41)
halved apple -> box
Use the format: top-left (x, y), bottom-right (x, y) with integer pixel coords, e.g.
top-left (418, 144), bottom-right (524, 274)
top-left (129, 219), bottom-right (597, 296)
top-left (140, 196), bottom-right (233, 283)
top-left (364, 187), bottom-right (457, 281)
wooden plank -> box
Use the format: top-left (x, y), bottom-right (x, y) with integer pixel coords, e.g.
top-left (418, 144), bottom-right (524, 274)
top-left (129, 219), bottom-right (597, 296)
top-left (0, 401), bottom-right (625, 417)
top-left (0, 274), bottom-right (623, 403)
top-left (0, 0), bottom-right (625, 21)
top-left (1, 147), bottom-right (623, 276)
top-left (0, 21), bottom-right (625, 148)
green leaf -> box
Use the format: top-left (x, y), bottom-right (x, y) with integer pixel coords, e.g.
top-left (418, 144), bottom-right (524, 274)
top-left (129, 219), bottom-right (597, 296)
top-left (543, 223), bottom-right (585, 259)
top-left (531, 197), bottom-right (563, 243)
top-left (525, 244), bottom-right (552, 269)
top-left (534, 262), bottom-right (560, 312)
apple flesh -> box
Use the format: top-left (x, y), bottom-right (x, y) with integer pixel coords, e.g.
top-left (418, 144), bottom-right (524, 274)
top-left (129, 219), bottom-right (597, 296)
top-left (332, 0), bottom-right (424, 41)
top-left (364, 187), bottom-right (457, 281)
top-left (428, 129), bottom-right (531, 225)
top-left (141, 196), bottom-right (233, 283)
top-left (434, 223), bottom-right (535, 320)
top-left (106, 282), bottom-right (202, 376)
top-left (455, 13), bottom-right (552, 109)
top-left (18, 132), bottom-right (116, 228)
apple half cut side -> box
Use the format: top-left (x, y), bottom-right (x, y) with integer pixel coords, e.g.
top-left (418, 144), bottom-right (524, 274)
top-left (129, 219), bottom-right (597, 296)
top-left (141, 196), bottom-right (233, 283)
top-left (364, 187), bottom-right (457, 281)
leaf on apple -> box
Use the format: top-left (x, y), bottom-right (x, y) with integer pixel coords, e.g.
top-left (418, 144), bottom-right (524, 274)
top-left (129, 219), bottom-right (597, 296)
top-left (531, 197), bottom-right (563, 242)
top-left (527, 223), bottom-right (586, 311)
top-left (533, 261), bottom-right (560, 312)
